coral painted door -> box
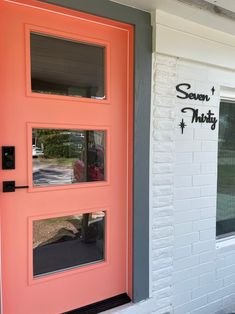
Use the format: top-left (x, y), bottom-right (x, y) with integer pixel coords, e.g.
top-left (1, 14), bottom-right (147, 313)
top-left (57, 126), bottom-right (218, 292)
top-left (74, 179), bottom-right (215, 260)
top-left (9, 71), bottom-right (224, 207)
top-left (0, 1), bottom-right (133, 313)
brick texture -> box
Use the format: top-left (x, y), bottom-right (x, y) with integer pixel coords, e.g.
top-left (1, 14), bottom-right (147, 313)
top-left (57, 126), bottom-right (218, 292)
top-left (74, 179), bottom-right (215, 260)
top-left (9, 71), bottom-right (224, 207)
top-left (105, 54), bottom-right (235, 314)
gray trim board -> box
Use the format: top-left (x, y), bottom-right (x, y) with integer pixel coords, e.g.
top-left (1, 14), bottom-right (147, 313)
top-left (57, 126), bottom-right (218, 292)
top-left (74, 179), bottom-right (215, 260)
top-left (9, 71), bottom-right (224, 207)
top-left (39, 0), bottom-right (152, 304)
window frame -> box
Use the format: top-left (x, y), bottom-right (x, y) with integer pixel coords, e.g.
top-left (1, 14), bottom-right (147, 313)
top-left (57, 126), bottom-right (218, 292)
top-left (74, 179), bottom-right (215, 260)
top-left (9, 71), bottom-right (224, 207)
top-left (217, 89), bottom-right (235, 239)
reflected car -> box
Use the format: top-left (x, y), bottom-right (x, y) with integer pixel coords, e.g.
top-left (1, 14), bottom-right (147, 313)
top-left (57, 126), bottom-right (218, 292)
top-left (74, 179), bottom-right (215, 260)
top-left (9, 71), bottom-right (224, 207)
top-left (32, 145), bottom-right (44, 158)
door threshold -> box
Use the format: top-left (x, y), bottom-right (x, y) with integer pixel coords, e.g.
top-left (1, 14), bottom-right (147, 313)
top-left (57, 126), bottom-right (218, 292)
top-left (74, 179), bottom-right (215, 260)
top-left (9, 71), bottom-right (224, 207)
top-left (64, 293), bottom-right (131, 314)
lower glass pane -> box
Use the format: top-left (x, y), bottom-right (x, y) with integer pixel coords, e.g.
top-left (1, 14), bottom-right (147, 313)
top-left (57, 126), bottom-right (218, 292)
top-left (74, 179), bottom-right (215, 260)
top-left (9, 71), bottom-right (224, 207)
top-left (33, 211), bottom-right (105, 277)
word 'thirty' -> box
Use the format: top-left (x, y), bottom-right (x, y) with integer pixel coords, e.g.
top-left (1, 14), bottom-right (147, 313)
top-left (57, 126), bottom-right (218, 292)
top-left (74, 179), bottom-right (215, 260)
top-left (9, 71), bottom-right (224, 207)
top-left (181, 107), bottom-right (217, 130)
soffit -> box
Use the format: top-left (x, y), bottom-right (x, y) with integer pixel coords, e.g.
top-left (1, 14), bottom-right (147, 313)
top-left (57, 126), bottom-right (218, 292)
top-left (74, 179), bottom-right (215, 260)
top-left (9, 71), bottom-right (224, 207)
top-left (110, 0), bottom-right (235, 14)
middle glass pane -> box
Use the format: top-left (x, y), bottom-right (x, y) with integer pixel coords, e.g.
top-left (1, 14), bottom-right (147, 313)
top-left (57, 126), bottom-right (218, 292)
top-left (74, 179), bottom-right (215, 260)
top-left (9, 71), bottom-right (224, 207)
top-left (32, 129), bottom-right (106, 187)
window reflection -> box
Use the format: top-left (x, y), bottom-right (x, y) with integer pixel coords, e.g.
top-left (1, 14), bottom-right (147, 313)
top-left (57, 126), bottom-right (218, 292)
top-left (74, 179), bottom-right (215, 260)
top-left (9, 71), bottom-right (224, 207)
top-left (30, 33), bottom-right (105, 99)
top-left (217, 102), bottom-right (235, 236)
top-left (32, 129), bottom-right (106, 187)
top-left (33, 211), bottom-right (105, 276)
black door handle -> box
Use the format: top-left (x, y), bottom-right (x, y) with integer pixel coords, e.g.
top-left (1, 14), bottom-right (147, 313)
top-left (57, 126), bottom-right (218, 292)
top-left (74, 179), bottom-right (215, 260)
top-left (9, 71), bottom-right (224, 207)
top-left (3, 181), bottom-right (29, 192)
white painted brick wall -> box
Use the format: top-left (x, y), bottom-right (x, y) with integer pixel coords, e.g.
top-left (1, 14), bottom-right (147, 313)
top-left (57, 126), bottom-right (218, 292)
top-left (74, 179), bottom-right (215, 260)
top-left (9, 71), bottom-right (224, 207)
top-left (109, 53), bottom-right (235, 314)
top-left (106, 52), bottom-right (235, 314)
top-left (150, 54), bottom-right (178, 313)
top-left (167, 53), bottom-right (235, 314)
top-left (169, 54), bottom-right (235, 314)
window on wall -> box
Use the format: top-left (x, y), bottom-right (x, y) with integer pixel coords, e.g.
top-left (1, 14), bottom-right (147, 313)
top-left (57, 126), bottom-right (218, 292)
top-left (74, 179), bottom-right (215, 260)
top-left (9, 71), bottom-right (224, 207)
top-left (217, 101), bottom-right (235, 237)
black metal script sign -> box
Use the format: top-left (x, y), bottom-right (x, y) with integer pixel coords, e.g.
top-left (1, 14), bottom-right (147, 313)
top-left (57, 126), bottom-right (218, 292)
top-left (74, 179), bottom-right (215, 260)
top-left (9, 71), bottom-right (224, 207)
top-left (181, 108), bottom-right (217, 130)
top-left (176, 83), bottom-right (212, 101)
top-left (176, 83), bottom-right (217, 134)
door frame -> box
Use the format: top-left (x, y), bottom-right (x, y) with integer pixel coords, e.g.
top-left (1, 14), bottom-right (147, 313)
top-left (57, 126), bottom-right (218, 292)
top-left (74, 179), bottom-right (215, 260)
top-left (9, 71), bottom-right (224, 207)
top-left (41, 0), bottom-right (152, 303)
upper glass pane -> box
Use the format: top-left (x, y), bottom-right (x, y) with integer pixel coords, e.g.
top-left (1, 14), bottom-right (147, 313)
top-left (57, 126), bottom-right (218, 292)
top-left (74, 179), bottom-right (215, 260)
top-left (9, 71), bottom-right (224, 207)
top-left (32, 129), bottom-right (106, 187)
top-left (30, 33), bottom-right (105, 99)
top-left (217, 101), bottom-right (235, 237)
